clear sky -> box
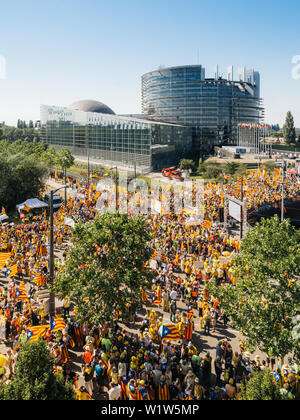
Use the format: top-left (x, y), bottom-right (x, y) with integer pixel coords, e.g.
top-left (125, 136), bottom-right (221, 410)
top-left (0, 0), bottom-right (299, 127)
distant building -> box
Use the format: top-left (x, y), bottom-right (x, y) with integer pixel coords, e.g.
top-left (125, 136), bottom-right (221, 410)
top-left (142, 65), bottom-right (264, 155)
top-left (40, 100), bottom-right (192, 173)
top-left (41, 63), bottom-right (264, 172)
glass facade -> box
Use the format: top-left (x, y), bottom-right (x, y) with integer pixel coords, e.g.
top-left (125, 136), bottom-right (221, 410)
top-left (142, 65), bottom-right (264, 154)
top-left (40, 105), bottom-right (192, 172)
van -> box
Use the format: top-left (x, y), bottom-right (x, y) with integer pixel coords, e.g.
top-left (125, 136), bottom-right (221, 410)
top-left (45, 193), bottom-right (62, 210)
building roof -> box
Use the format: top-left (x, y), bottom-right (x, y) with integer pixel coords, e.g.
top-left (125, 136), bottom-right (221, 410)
top-left (68, 100), bottom-right (115, 115)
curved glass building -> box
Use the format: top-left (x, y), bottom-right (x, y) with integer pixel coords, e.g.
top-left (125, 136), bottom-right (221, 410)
top-left (142, 65), bottom-right (264, 154)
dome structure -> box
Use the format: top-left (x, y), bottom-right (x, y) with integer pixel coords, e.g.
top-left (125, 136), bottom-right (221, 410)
top-left (68, 99), bottom-right (115, 115)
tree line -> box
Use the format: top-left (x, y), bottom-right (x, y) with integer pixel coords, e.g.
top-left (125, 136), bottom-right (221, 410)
top-left (0, 140), bottom-right (74, 213)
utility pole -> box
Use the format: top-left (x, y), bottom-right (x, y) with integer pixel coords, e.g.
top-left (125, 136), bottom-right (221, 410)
top-left (240, 176), bottom-right (244, 240)
top-left (281, 160), bottom-right (287, 222)
top-left (110, 167), bottom-right (119, 212)
top-left (48, 185), bottom-right (67, 318)
top-left (64, 168), bottom-right (67, 206)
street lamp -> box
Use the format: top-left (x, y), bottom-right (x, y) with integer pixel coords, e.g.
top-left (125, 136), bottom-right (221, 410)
top-left (281, 160), bottom-right (287, 222)
top-left (49, 185), bottom-right (67, 317)
top-left (110, 167), bottom-right (119, 212)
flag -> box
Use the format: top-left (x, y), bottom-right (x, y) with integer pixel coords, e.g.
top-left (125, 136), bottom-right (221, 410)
top-left (16, 284), bottom-right (28, 301)
top-left (31, 272), bottom-right (46, 287)
top-left (158, 324), bottom-right (182, 341)
top-left (0, 252), bottom-right (11, 268)
top-left (68, 336), bottom-right (75, 348)
top-left (140, 287), bottom-right (148, 303)
top-left (55, 169), bottom-right (58, 179)
top-left (202, 220), bottom-right (212, 230)
top-left (50, 317), bottom-right (66, 332)
top-left (152, 295), bottom-right (161, 306)
top-left (1, 207), bottom-right (6, 215)
top-left (6, 263), bottom-right (18, 278)
top-left (24, 204), bottom-right (31, 212)
top-left (26, 325), bottom-right (48, 342)
top-left (187, 309), bottom-right (194, 322)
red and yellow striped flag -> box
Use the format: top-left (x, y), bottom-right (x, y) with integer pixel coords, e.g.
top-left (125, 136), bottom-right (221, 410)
top-left (0, 253), bottom-right (11, 268)
top-left (50, 317), bottom-right (66, 332)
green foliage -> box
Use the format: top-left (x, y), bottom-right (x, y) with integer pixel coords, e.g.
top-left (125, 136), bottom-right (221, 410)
top-left (2, 340), bottom-right (74, 400)
top-left (283, 111), bottom-right (296, 145)
top-left (223, 161), bottom-right (241, 176)
top-left (56, 147), bottom-right (75, 171)
top-left (0, 153), bottom-right (48, 213)
top-left (208, 216), bottom-right (300, 360)
top-left (2, 125), bottom-right (41, 142)
top-left (239, 369), bottom-right (282, 400)
top-left (179, 159), bottom-right (195, 171)
top-left (53, 213), bottom-right (155, 324)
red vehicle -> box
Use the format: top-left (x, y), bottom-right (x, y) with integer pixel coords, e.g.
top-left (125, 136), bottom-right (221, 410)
top-left (162, 167), bottom-right (184, 182)
top-left (162, 166), bottom-right (176, 177)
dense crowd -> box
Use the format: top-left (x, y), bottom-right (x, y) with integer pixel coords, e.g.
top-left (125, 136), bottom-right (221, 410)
top-left (0, 169), bottom-right (299, 400)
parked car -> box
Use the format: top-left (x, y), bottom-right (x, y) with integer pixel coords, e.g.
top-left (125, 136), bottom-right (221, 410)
top-left (45, 193), bottom-right (62, 210)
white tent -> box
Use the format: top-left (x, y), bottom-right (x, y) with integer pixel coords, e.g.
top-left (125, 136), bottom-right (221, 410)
top-left (0, 214), bottom-right (9, 223)
top-left (16, 198), bottom-right (48, 211)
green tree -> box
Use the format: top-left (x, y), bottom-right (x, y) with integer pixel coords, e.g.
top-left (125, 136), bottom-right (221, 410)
top-left (239, 369), bottom-right (282, 400)
top-left (208, 216), bottom-right (300, 361)
top-left (223, 161), bottom-right (241, 176)
top-left (0, 153), bottom-right (48, 213)
top-left (179, 159), bottom-right (195, 171)
top-left (283, 111), bottom-right (296, 145)
top-left (56, 147), bottom-right (75, 172)
top-left (53, 213), bottom-right (154, 324)
top-left (2, 340), bottom-right (74, 400)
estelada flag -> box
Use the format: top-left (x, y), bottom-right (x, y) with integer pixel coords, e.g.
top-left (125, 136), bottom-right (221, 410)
top-left (50, 317), bottom-right (66, 332)
top-left (187, 309), bottom-right (194, 321)
top-left (158, 324), bottom-right (181, 341)
top-left (0, 252), bottom-right (11, 268)
top-left (24, 204), bottom-right (31, 212)
top-left (16, 287), bottom-right (28, 301)
top-left (6, 263), bottom-right (18, 278)
top-left (26, 325), bottom-right (48, 342)
top-left (1, 207), bottom-right (6, 215)
top-left (152, 295), bottom-right (161, 306)
top-left (68, 336), bottom-right (75, 348)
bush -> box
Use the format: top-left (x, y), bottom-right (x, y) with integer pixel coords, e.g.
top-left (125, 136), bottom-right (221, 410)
top-left (239, 369), bottom-right (282, 400)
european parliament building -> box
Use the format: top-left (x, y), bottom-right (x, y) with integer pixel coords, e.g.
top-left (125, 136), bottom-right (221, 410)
top-left (142, 65), bottom-right (264, 155)
top-left (41, 100), bottom-right (192, 172)
top-left (41, 64), bottom-right (264, 172)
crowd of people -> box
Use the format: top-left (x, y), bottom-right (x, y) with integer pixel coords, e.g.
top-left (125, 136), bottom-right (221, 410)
top-left (0, 168), bottom-right (298, 400)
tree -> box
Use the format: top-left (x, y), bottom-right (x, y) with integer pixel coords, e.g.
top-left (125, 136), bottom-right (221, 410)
top-left (179, 159), bottom-right (195, 171)
top-left (56, 147), bottom-right (75, 172)
top-left (40, 146), bottom-right (58, 171)
top-left (239, 369), bottom-right (282, 400)
top-left (53, 213), bottom-right (155, 325)
top-left (0, 147), bottom-right (48, 212)
top-left (223, 161), bottom-right (241, 176)
top-left (2, 340), bottom-right (74, 400)
top-left (207, 216), bottom-right (300, 361)
top-left (283, 111), bottom-right (296, 145)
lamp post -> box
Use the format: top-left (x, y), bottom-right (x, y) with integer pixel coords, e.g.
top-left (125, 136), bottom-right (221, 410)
top-left (49, 185), bottom-right (67, 317)
top-left (281, 160), bottom-right (287, 222)
top-left (110, 167), bottom-right (119, 212)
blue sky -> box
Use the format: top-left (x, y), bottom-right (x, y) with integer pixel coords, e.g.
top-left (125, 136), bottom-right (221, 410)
top-left (0, 0), bottom-right (299, 126)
